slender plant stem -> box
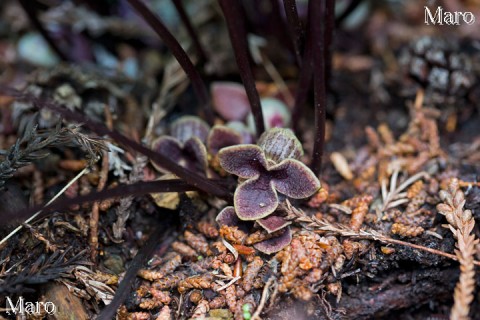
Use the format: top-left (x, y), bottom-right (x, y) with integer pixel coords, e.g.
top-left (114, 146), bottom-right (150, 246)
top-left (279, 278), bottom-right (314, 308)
top-left (269, 0), bottom-right (295, 59)
top-left (1, 87), bottom-right (231, 199)
top-left (4, 179), bottom-right (201, 223)
top-left (282, 0), bottom-right (304, 66)
top-left (291, 18), bottom-right (313, 136)
top-left (17, 0), bottom-right (69, 62)
top-left (286, 203), bottom-right (480, 267)
top-left (251, 277), bottom-right (275, 320)
top-left (371, 235), bottom-right (480, 267)
top-left (310, 0), bottom-right (327, 176)
top-left (171, 0), bottom-right (208, 63)
top-left (126, 0), bottom-right (213, 124)
top-left (0, 167), bottom-right (89, 246)
top-left (218, 0), bottom-right (265, 137)
top-left (97, 224), bottom-right (175, 320)
top-left (324, 0), bottom-right (335, 85)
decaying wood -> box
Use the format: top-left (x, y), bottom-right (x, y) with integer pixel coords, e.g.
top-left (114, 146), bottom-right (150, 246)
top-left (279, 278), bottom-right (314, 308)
top-left (43, 283), bottom-right (89, 320)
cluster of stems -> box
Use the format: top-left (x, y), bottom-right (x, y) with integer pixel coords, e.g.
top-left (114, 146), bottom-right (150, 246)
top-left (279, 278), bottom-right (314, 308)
top-left (2, 0), bottom-right (342, 316)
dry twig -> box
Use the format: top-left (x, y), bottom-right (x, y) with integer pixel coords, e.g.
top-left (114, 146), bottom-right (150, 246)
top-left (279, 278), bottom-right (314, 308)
top-left (284, 201), bottom-right (480, 267)
top-left (251, 277), bottom-right (276, 320)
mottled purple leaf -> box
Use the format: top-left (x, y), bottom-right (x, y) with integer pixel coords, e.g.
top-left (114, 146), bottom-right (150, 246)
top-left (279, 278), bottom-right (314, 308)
top-left (218, 145), bottom-right (267, 179)
top-left (258, 128), bottom-right (303, 162)
top-left (211, 82), bottom-right (250, 121)
top-left (226, 121), bottom-right (254, 144)
top-left (207, 125), bottom-right (242, 155)
top-left (183, 137), bottom-right (208, 174)
top-left (234, 176), bottom-right (278, 220)
top-left (170, 116), bottom-right (210, 144)
top-left (271, 159), bottom-right (320, 198)
top-left (151, 136), bottom-right (183, 172)
top-left (254, 227), bottom-right (292, 254)
top-left (216, 206), bottom-right (251, 232)
top-left (216, 206), bottom-right (239, 226)
top-left (257, 214), bottom-right (291, 233)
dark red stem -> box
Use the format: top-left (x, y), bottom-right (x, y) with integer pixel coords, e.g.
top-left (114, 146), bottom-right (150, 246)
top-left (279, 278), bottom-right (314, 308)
top-left (282, 0), bottom-right (304, 66)
top-left (17, 0), bottom-right (69, 62)
top-left (218, 0), bottom-right (265, 137)
top-left (171, 0), bottom-right (208, 63)
top-left (269, 0), bottom-right (295, 60)
top-left (291, 43), bottom-right (312, 136)
top-left (1, 87), bottom-right (231, 199)
top-left (310, 0), bottom-right (327, 175)
top-left (4, 179), bottom-right (199, 222)
top-left (97, 223), bottom-right (175, 320)
top-left (126, 0), bottom-right (213, 124)
top-left (291, 6), bottom-right (313, 136)
top-left (325, 0), bottom-right (335, 84)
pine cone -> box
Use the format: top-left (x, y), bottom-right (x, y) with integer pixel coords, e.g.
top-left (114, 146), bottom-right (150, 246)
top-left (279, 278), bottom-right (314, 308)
top-left (400, 36), bottom-right (476, 99)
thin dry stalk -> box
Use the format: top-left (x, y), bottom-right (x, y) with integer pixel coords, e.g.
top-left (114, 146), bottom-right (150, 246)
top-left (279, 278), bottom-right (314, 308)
top-left (90, 150), bottom-right (109, 261)
top-left (380, 170), bottom-right (429, 213)
top-left (283, 201), bottom-right (480, 267)
top-left (0, 167), bottom-right (89, 246)
top-left (215, 276), bottom-right (240, 292)
top-left (437, 179), bottom-right (478, 320)
top-left (112, 156), bottom-right (147, 239)
top-left (251, 277), bottom-right (276, 320)
top-left (248, 35), bottom-right (294, 107)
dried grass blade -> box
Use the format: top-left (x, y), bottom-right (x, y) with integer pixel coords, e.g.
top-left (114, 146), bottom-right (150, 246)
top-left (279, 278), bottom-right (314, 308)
top-left (0, 167), bottom-right (89, 246)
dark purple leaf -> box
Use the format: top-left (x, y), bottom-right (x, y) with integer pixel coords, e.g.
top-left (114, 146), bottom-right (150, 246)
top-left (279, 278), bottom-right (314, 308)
top-left (151, 136), bottom-right (183, 172)
top-left (151, 136), bottom-right (208, 175)
top-left (218, 145), bottom-right (267, 179)
top-left (170, 116), bottom-right (210, 144)
top-left (183, 137), bottom-right (208, 174)
top-left (207, 125), bottom-right (242, 155)
top-left (216, 206), bottom-right (252, 233)
top-left (254, 227), bottom-right (292, 254)
top-left (271, 159), bottom-right (320, 198)
top-left (257, 214), bottom-right (291, 233)
top-left (234, 176), bottom-right (278, 220)
top-left (216, 206), bottom-right (239, 226)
